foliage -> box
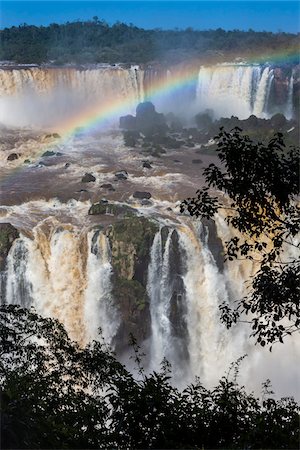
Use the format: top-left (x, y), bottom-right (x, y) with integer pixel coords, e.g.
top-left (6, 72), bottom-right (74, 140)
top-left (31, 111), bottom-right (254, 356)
top-left (181, 128), bottom-right (300, 347)
top-left (0, 19), bottom-right (299, 64)
top-left (1, 304), bottom-right (299, 449)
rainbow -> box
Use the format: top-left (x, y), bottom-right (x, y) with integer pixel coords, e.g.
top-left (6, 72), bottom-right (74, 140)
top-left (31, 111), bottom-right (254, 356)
top-left (49, 47), bottom-right (299, 142)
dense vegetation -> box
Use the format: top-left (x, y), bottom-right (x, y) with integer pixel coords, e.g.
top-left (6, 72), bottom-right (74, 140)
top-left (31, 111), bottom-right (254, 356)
top-left (0, 18), bottom-right (299, 64)
top-left (1, 305), bottom-right (299, 449)
top-left (181, 128), bottom-right (300, 348)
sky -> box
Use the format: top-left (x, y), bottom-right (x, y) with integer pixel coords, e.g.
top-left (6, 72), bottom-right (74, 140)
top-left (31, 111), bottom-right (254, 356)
top-left (0, 1), bottom-right (299, 33)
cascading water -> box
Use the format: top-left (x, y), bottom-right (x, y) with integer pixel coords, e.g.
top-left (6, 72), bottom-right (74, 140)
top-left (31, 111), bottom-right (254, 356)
top-left (5, 237), bottom-right (33, 308)
top-left (285, 72), bottom-right (294, 120)
top-left (1, 225), bottom-right (119, 345)
top-left (0, 63), bottom-right (295, 127)
top-left (252, 66), bottom-right (274, 117)
top-left (147, 229), bottom-right (173, 369)
top-left (1, 215), bottom-right (299, 398)
top-left (0, 66), bottom-right (145, 127)
top-left (84, 230), bottom-right (119, 345)
top-left (196, 64), bottom-right (277, 119)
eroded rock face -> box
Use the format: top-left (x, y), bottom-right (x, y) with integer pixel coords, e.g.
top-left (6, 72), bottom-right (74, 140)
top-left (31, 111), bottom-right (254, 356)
top-left (107, 216), bottom-right (158, 352)
top-left (0, 223), bottom-right (19, 271)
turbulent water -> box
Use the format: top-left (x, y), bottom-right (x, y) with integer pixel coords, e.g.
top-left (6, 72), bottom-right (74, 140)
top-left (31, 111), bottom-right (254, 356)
top-left (0, 63), bottom-right (295, 126)
top-left (0, 62), bottom-right (299, 400)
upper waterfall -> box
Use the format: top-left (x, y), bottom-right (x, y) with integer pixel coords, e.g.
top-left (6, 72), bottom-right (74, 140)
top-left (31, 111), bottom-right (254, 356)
top-left (0, 65), bottom-right (144, 127)
top-left (0, 63), bottom-right (296, 127)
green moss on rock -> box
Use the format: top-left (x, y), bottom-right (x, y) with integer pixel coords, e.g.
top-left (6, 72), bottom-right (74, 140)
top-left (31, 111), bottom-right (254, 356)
top-left (0, 223), bottom-right (19, 271)
top-left (88, 202), bottom-right (135, 217)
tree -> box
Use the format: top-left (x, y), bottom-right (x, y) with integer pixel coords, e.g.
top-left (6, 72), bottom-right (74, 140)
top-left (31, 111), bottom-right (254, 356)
top-left (181, 127), bottom-right (300, 348)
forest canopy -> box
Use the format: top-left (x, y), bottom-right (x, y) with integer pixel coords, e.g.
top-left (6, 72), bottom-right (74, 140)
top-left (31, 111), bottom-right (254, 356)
top-left (0, 18), bottom-right (299, 64)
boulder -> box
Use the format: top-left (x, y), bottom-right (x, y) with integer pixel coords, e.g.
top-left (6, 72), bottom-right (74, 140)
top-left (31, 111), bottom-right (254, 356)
top-left (119, 114), bottom-right (136, 130)
top-left (115, 170), bottom-right (128, 180)
top-left (42, 150), bottom-right (63, 157)
top-left (81, 173), bottom-right (96, 183)
top-left (100, 183), bottom-right (113, 189)
top-left (7, 153), bottom-right (19, 161)
top-left (142, 161), bottom-right (152, 169)
top-left (133, 191), bottom-right (152, 200)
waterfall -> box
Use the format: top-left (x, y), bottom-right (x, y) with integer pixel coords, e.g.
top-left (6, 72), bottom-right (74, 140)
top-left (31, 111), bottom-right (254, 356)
top-left (285, 72), bottom-right (294, 120)
top-left (1, 225), bottom-right (118, 345)
top-left (0, 66), bottom-right (145, 127)
top-left (147, 229), bottom-right (173, 369)
top-left (5, 237), bottom-right (33, 308)
top-left (84, 230), bottom-right (119, 345)
top-left (177, 223), bottom-right (244, 385)
top-left (196, 64), bottom-right (280, 119)
top-left (252, 67), bottom-right (274, 117)
top-left (0, 63), bottom-right (295, 127)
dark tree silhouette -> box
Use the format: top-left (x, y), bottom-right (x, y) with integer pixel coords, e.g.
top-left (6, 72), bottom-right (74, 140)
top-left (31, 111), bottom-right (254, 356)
top-left (1, 304), bottom-right (299, 449)
top-left (181, 128), bottom-right (300, 348)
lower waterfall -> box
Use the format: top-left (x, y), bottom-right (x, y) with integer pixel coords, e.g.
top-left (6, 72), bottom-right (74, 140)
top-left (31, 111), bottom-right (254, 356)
top-left (1, 216), bottom-right (299, 398)
top-left (84, 230), bottom-right (119, 345)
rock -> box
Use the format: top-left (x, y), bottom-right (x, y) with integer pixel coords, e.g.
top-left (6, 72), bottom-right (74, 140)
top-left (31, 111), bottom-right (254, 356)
top-left (64, 162), bottom-right (71, 169)
top-left (0, 223), bottom-right (19, 271)
top-left (42, 150), bottom-right (63, 157)
top-left (141, 199), bottom-right (152, 206)
top-left (270, 113), bottom-right (287, 129)
top-left (88, 202), bottom-right (134, 216)
top-left (24, 159), bottom-right (30, 164)
top-left (121, 102), bottom-right (168, 136)
top-left (142, 161), bottom-right (152, 169)
top-left (107, 216), bottom-right (159, 354)
top-left (133, 191), bottom-right (152, 200)
top-left (100, 183), bottom-right (113, 189)
top-left (185, 140), bottom-right (195, 147)
top-left (192, 159), bottom-right (203, 164)
top-left (45, 133), bottom-right (61, 139)
top-left (115, 170), bottom-right (128, 180)
top-left (7, 153), bottom-right (19, 161)
top-left (119, 114), bottom-right (136, 130)
top-left (81, 173), bottom-right (96, 183)
top-left (195, 111), bottom-right (213, 130)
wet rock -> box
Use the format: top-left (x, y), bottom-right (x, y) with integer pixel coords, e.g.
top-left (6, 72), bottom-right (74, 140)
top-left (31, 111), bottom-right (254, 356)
top-left (7, 153), bottom-right (19, 161)
top-left (133, 191), bottom-right (152, 200)
top-left (142, 161), bottom-right (152, 169)
top-left (89, 202), bottom-right (134, 216)
top-left (120, 114), bottom-right (136, 130)
top-left (115, 170), bottom-right (128, 180)
top-left (42, 150), bottom-right (63, 157)
top-left (82, 173), bottom-right (96, 183)
top-left (141, 199), bottom-right (152, 206)
top-left (45, 133), bottom-right (61, 139)
top-left (107, 215), bottom-right (159, 352)
top-left (185, 140), bottom-right (195, 147)
top-left (0, 223), bottom-right (19, 271)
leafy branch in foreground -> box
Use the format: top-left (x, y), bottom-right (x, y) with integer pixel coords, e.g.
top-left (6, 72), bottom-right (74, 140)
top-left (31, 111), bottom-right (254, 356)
top-left (1, 305), bottom-right (299, 449)
top-left (181, 128), bottom-right (300, 347)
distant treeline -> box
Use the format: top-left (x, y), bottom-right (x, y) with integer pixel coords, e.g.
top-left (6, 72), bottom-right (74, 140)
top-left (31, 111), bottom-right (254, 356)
top-left (0, 18), bottom-right (299, 64)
